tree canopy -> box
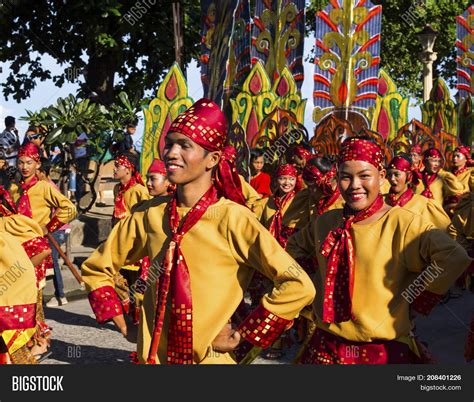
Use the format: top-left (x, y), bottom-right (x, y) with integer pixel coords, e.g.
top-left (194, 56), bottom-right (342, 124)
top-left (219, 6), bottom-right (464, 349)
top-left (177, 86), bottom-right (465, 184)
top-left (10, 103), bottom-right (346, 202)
top-left (0, 0), bottom-right (201, 104)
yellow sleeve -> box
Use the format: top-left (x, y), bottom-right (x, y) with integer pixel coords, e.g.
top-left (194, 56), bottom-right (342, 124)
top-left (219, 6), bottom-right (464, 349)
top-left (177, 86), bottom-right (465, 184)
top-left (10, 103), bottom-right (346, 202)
top-left (438, 169), bottom-right (464, 197)
top-left (423, 199), bottom-right (451, 230)
top-left (127, 185), bottom-right (151, 211)
top-left (81, 211), bottom-right (148, 323)
top-left (44, 183), bottom-right (77, 231)
top-left (402, 215), bottom-right (472, 314)
top-left (251, 196), bottom-right (269, 221)
top-left (0, 214), bottom-right (44, 243)
top-left (285, 217), bottom-right (317, 261)
top-left (239, 175), bottom-right (262, 209)
top-left (227, 205), bottom-right (315, 319)
top-left (449, 199), bottom-right (474, 255)
top-left (226, 204), bottom-right (315, 347)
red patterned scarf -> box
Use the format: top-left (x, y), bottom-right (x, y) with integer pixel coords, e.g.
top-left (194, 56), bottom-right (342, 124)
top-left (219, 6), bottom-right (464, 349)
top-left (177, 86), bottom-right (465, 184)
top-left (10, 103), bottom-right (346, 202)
top-left (0, 185), bottom-right (17, 216)
top-left (269, 191), bottom-right (296, 248)
top-left (147, 185), bottom-right (219, 364)
top-left (387, 188), bottom-right (414, 207)
top-left (420, 172), bottom-right (437, 199)
top-left (303, 163), bottom-right (339, 215)
top-left (319, 194), bottom-right (384, 323)
top-left (113, 176), bottom-right (141, 219)
top-left (17, 176), bottom-right (39, 218)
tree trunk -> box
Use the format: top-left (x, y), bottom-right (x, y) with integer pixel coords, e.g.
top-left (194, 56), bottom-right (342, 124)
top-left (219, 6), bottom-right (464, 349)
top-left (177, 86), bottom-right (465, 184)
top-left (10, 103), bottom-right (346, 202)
top-left (85, 52), bottom-right (117, 105)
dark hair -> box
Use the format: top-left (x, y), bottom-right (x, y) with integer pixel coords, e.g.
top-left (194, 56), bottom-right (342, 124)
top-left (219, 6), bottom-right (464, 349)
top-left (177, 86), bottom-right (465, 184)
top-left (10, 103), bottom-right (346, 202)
top-left (0, 169), bottom-right (8, 187)
top-left (38, 157), bottom-right (52, 176)
top-left (5, 116), bottom-right (15, 127)
top-left (250, 148), bottom-right (266, 162)
top-left (396, 153), bottom-right (412, 165)
top-left (307, 155), bottom-right (335, 174)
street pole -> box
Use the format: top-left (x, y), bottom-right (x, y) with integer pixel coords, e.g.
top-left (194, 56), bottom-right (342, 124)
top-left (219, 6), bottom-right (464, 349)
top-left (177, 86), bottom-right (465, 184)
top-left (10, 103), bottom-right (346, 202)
top-left (172, 2), bottom-right (183, 71)
top-left (417, 25), bottom-right (439, 102)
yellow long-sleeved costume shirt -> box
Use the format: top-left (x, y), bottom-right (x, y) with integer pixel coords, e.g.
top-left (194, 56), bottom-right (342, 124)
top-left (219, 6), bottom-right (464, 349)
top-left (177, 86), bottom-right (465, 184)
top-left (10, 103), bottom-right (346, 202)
top-left (453, 168), bottom-right (473, 194)
top-left (448, 193), bottom-right (474, 255)
top-left (286, 206), bottom-right (471, 343)
top-left (239, 175), bottom-right (261, 209)
top-left (415, 169), bottom-right (464, 206)
top-left (0, 232), bottom-right (38, 352)
top-left (11, 180), bottom-right (77, 232)
top-left (113, 182), bottom-right (151, 220)
top-left (82, 196), bottom-right (315, 364)
top-left (385, 193), bottom-right (451, 230)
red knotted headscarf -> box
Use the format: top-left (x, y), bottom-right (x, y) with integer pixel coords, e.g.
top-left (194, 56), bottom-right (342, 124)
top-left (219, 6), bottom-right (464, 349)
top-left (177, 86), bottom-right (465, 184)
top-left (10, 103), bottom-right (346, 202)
top-left (113, 154), bottom-right (145, 220)
top-left (320, 138), bottom-right (385, 323)
top-left (410, 144), bottom-right (422, 155)
top-left (387, 156), bottom-right (415, 207)
top-left (147, 99), bottom-right (244, 364)
top-left (453, 146), bottom-right (473, 175)
top-left (18, 142), bottom-right (40, 162)
top-left (148, 159), bottom-right (167, 176)
top-left (293, 145), bottom-right (312, 162)
top-left (304, 163), bottom-right (340, 215)
top-left (420, 148), bottom-right (443, 199)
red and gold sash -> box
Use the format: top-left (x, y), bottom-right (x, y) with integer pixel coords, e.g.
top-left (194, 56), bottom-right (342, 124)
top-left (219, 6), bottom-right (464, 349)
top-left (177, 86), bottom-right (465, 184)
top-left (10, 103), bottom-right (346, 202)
top-left (387, 187), bottom-right (414, 207)
top-left (17, 176), bottom-right (39, 218)
top-left (268, 191), bottom-right (296, 248)
top-left (420, 172), bottom-right (437, 200)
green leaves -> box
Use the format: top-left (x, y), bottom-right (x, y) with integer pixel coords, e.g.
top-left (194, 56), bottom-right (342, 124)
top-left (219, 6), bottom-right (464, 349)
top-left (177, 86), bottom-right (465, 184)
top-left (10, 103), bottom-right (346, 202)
top-left (21, 91), bottom-right (141, 148)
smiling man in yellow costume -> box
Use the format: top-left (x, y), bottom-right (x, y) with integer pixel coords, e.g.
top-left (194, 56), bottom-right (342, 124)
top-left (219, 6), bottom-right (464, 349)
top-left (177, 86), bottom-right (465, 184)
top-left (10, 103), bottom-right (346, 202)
top-left (82, 98), bottom-right (315, 364)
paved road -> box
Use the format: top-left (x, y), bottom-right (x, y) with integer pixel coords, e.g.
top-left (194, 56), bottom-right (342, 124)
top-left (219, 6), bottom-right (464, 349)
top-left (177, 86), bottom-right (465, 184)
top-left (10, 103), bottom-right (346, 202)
top-left (42, 289), bottom-right (473, 365)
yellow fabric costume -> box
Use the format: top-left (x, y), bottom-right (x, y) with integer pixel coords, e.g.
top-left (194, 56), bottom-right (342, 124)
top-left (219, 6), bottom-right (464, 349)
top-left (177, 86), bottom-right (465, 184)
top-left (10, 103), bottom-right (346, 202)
top-left (10, 180), bottom-right (76, 231)
top-left (415, 169), bottom-right (464, 206)
top-left (82, 196), bottom-right (315, 364)
top-left (286, 207), bottom-right (471, 343)
top-left (449, 193), bottom-right (474, 255)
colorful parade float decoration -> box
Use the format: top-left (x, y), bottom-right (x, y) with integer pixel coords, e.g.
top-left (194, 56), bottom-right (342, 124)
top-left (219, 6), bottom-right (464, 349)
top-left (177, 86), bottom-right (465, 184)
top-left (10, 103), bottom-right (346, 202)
top-left (456, 5), bottom-right (474, 148)
top-left (139, 1), bottom-right (469, 174)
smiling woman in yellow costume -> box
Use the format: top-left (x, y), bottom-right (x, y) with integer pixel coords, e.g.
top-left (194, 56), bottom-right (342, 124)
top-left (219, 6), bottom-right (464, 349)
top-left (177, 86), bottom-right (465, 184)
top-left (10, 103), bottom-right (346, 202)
top-left (386, 154), bottom-right (450, 230)
top-left (286, 137), bottom-right (472, 364)
top-left (82, 98), bottom-right (315, 364)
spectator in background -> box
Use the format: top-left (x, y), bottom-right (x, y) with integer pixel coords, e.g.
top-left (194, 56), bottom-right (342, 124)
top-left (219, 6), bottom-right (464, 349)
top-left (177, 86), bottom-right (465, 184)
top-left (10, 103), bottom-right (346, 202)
top-left (116, 122), bottom-right (138, 156)
top-left (23, 126), bottom-right (48, 159)
top-left (73, 133), bottom-right (89, 201)
top-left (250, 148), bottom-right (271, 198)
top-left (37, 157), bottom-right (70, 307)
top-left (0, 116), bottom-right (20, 166)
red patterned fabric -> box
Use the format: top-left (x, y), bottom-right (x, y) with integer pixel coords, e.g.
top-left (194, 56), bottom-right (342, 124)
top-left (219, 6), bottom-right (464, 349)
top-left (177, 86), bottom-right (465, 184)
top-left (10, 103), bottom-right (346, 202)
top-left (0, 186), bottom-right (17, 216)
top-left (410, 144), bottom-right (422, 155)
top-left (293, 145), bottom-right (312, 161)
top-left (453, 166), bottom-right (469, 176)
top-left (88, 285), bottom-right (123, 324)
top-left (339, 138), bottom-right (384, 170)
top-left (17, 176), bottom-right (39, 219)
top-left (22, 236), bottom-right (52, 286)
top-left (148, 159), bottom-right (167, 176)
top-left (276, 163), bottom-right (298, 178)
top-left (237, 304), bottom-right (293, 349)
top-left (320, 195), bottom-right (384, 323)
top-left (46, 216), bottom-right (62, 233)
top-left (423, 148), bottom-right (442, 160)
top-left (113, 176), bottom-right (141, 220)
top-left (303, 163), bottom-right (340, 215)
top-left (387, 188), bottom-right (415, 207)
top-left (268, 191), bottom-right (296, 248)
top-left (250, 172), bottom-right (271, 198)
top-left (147, 185), bottom-right (219, 364)
top-left (420, 172), bottom-right (437, 199)
top-left (168, 99), bottom-right (246, 206)
top-left (454, 145), bottom-right (471, 162)
top-left (411, 290), bottom-right (443, 316)
top-left (0, 303), bottom-right (36, 331)
top-left (18, 142), bottom-right (40, 162)
top-left (299, 329), bottom-right (420, 364)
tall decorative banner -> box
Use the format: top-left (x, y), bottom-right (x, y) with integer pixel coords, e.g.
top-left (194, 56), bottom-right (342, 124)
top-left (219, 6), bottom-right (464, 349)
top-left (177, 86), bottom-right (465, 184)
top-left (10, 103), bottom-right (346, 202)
top-left (206, 0), bottom-right (239, 106)
top-left (458, 96), bottom-right (474, 147)
top-left (225, 0), bottom-right (252, 100)
top-left (200, 0), bottom-right (216, 97)
top-left (141, 63), bottom-right (194, 174)
top-left (251, 0), bottom-right (305, 89)
top-left (456, 5), bottom-right (473, 101)
top-left (421, 78), bottom-right (457, 136)
top-left (370, 68), bottom-right (409, 141)
top-left (313, 0), bottom-right (382, 125)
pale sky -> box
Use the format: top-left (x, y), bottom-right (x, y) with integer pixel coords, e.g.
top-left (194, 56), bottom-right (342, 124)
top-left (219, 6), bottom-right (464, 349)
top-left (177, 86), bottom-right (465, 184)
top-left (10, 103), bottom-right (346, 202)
top-left (0, 34), bottom-right (426, 144)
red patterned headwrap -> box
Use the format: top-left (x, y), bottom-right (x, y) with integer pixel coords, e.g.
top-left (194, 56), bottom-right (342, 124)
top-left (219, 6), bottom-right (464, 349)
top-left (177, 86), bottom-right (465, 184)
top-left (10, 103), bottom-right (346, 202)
top-left (410, 144), bottom-right (422, 155)
top-left (303, 161), bottom-right (340, 215)
top-left (339, 137), bottom-right (384, 170)
top-left (293, 145), bottom-right (312, 161)
top-left (148, 159), bottom-right (167, 176)
top-left (423, 148), bottom-right (442, 160)
top-left (115, 154), bottom-right (144, 185)
top-left (18, 142), bottom-right (40, 162)
top-left (454, 146), bottom-right (471, 161)
top-left (276, 164), bottom-right (298, 178)
top-left (388, 156), bottom-right (412, 173)
top-left (167, 98), bottom-right (246, 206)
